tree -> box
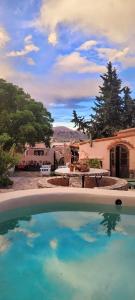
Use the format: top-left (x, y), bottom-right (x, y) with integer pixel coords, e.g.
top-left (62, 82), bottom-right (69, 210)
top-left (122, 86), bottom-right (135, 128)
top-left (71, 62), bottom-right (135, 139)
top-left (0, 79), bottom-right (53, 149)
top-left (100, 213), bottom-right (120, 237)
top-left (0, 144), bottom-right (19, 186)
top-left (71, 110), bottom-right (91, 138)
top-left (90, 62), bottom-right (123, 138)
top-left (71, 110), bottom-right (88, 133)
top-left (0, 215), bottom-right (31, 235)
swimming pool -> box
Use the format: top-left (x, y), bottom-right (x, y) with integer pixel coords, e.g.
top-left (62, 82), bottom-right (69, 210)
top-left (0, 187), bottom-right (135, 300)
top-left (0, 201), bottom-right (135, 300)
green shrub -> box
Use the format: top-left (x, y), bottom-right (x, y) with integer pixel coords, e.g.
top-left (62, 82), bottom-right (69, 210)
top-left (0, 176), bottom-right (13, 188)
top-left (0, 144), bottom-right (19, 176)
top-left (86, 158), bottom-right (101, 168)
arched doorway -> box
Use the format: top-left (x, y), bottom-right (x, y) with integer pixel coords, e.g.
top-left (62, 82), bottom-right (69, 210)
top-left (110, 144), bottom-right (129, 178)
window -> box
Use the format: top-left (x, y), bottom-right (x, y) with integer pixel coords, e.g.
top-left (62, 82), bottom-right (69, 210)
top-left (34, 150), bottom-right (44, 156)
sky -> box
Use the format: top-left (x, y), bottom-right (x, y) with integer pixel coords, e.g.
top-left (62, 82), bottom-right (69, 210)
top-left (0, 0), bottom-right (135, 128)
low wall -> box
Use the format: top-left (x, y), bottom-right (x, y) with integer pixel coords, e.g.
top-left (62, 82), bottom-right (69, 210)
top-left (48, 177), bottom-right (69, 187)
top-left (85, 177), bottom-right (128, 190)
top-left (38, 176), bottom-right (128, 190)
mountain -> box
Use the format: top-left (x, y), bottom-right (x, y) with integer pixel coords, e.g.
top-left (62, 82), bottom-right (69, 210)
top-left (52, 126), bottom-right (88, 142)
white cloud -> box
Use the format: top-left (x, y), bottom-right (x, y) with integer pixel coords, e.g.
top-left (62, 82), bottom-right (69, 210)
top-left (24, 34), bottom-right (33, 44)
top-left (0, 60), bottom-right (15, 78)
top-left (97, 47), bottom-right (129, 62)
top-left (55, 212), bottom-right (101, 229)
top-left (7, 34), bottom-right (39, 57)
top-left (40, 76), bottom-right (98, 103)
top-left (0, 26), bottom-right (10, 48)
top-left (77, 40), bottom-right (98, 51)
top-left (7, 43), bottom-right (39, 57)
top-left (48, 32), bottom-right (58, 46)
top-left (0, 236), bottom-right (11, 253)
top-left (27, 57), bottom-right (36, 65)
top-left (122, 56), bottom-right (135, 68)
top-left (79, 232), bottom-right (96, 243)
top-left (14, 227), bottom-right (40, 239)
top-left (45, 240), bottom-right (135, 299)
top-left (0, 56), bottom-right (98, 106)
top-left (97, 47), bottom-right (135, 68)
top-left (50, 239), bottom-right (58, 250)
top-left (36, 0), bottom-right (135, 45)
top-left (0, 63), bottom-right (98, 108)
top-left (55, 51), bottom-right (105, 74)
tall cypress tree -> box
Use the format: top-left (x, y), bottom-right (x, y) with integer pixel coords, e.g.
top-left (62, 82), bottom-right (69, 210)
top-left (71, 110), bottom-right (91, 135)
top-left (71, 62), bottom-right (135, 139)
top-left (122, 86), bottom-right (135, 128)
top-left (90, 62), bottom-right (123, 138)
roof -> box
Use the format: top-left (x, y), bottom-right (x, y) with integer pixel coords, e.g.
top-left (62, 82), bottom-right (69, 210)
top-left (25, 143), bottom-right (47, 149)
top-left (116, 127), bottom-right (135, 134)
top-left (79, 127), bottom-right (135, 145)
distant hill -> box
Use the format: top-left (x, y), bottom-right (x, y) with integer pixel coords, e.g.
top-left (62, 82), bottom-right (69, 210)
top-left (52, 126), bottom-right (88, 142)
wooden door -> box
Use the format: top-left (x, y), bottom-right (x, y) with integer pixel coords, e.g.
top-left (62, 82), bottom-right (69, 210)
top-left (110, 145), bottom-right (129, 178)
top-left (118, 145), bottom-right (129, 178)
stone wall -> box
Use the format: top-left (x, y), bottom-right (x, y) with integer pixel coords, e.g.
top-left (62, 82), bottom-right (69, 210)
top-left (38, 176), bottom-right (128, 190)
top-left (48, 177), bottom-right (69, 187)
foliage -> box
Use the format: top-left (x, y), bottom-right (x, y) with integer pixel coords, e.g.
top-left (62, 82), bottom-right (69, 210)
top-left (0, 136), bottom-right (19, 187)
top-left (90, 62), bottom-right (123, 138)
top-left (0, 133), bottom-right (13, 150)
top-left (0, 144), bottom-right (19, 177)
top-left (0, 78), bottom-right (53, 149)
top-left (0, 176), bottom-right (13, 188)
top-left (0, 215), bottom-right (31, 234)
top-left (71, 62), bottom-right (135, 139)
top-left (100, 213), bottom-right (121, 237)
top-left (86, 158), bottom-right (101, 168)
top-left (71, 110), bottom-right (90, 135)
top-left (122, 86), bottom-right (135, 128)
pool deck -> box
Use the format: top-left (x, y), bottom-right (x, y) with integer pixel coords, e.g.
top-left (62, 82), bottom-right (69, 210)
top-left (0, 188), bottom-right (135, 213)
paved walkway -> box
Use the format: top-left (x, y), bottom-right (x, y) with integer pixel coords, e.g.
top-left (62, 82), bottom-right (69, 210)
top-left (0, 172), bottom-right (40, 193)
top-left (0, 171), bottom-right (131, 193)
top-left (0, 172), bottom-right (83, 193)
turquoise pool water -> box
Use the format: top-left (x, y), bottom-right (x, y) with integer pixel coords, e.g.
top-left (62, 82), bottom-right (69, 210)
top-left (0, 206), bottom-right (135, 300)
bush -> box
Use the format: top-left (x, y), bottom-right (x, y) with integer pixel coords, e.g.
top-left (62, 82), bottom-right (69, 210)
top-left (86, 158), bottom-right (102, 169)
top-left (0, 176), bottom-right (13, 188)
top-left (0, 144), bottom-right (19, 177)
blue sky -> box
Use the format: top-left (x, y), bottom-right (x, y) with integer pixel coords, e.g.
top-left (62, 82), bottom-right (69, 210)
top-left (0, 0), bottom-right (135, 128)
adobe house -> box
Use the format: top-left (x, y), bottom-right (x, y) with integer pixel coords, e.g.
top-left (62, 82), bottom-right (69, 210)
top-left (51, 142), bottom-right (71, 165)
top-left (51, 141), bottom-right (81, 165)
top-left (79, 128), bottom-right (135, 178)
top-left (17, 143), bottom-right (55, 170)
top-left (17, 143), bottom-right (71, 170)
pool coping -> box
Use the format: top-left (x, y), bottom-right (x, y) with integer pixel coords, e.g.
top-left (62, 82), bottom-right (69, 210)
top-left (0, 188), bottom-right (135, 212)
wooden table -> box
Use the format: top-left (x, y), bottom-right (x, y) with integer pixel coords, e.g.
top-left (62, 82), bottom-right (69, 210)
top-left (55, 167), bottom-right (109, 188)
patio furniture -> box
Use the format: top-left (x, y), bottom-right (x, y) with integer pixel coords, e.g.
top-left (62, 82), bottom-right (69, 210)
top-left (55, 167), bottom-right (109, 188)
top-left (40, 165), bottom-right (51, 176)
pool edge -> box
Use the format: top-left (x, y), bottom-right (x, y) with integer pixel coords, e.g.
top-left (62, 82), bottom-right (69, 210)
top-left (0, 188), bottom-right (135, 212)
